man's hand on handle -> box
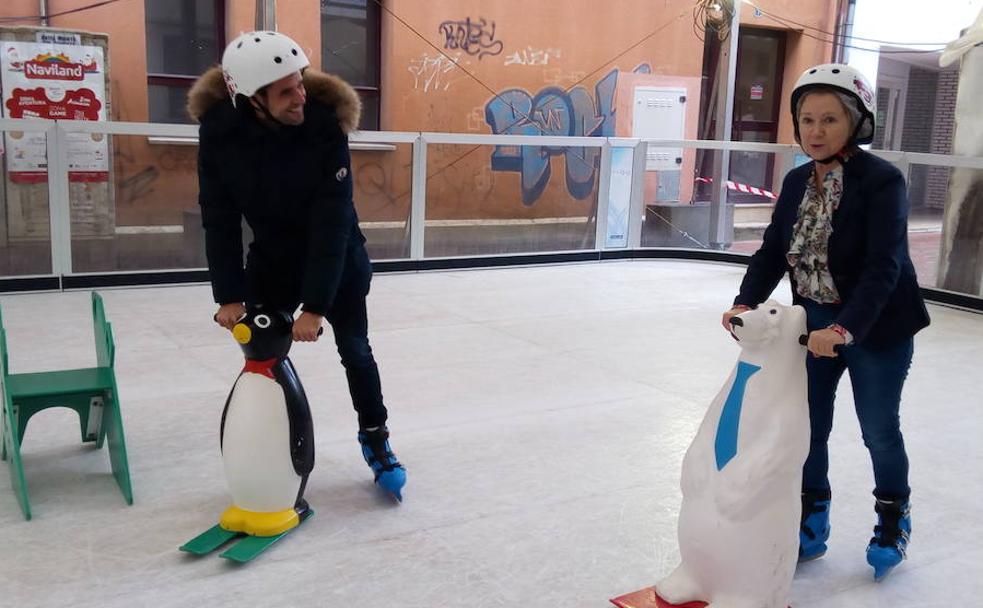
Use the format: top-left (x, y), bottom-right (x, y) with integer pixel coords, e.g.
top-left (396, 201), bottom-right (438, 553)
top-left (292, 311), bottom-right (324, 342)
top-left (214, 303), bottom-right (246, 330)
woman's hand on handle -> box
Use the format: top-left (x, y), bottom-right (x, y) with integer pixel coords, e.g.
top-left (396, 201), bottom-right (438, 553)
top-left (721, 305), bottom-right (750, 333)
top-left (807, 328), bottom-right (845, 358)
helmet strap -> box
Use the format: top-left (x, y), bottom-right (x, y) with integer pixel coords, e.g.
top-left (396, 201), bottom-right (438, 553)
top-left (250, 94), bottom-right (285, 127)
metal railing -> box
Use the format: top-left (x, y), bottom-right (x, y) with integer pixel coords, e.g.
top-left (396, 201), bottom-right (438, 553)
top-left (2, 117), bottom-right (982, 307)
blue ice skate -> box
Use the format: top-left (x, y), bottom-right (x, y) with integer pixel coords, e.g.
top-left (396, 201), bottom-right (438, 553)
top-left (358, 426), bottom-right (406, 501)
top-left (867, 497), bottom-right (911, 581)
top-left (799, 490), bottom-right (831, 562)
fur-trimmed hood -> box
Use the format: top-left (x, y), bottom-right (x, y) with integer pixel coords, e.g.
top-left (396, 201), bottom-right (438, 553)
top-left (187, 66), bottom-right (362, 134)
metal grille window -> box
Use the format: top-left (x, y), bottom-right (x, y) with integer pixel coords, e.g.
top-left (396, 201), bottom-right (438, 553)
top-left (145, 0), bottom-right (224, 124)
top-left (321, 0), bottom-right (381, 130)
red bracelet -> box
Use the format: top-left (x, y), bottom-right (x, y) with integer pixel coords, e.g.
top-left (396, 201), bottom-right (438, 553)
top-left (827, 323), bottom-right (848, 338)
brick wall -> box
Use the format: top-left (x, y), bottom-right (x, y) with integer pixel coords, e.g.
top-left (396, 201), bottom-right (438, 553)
top-left (902, 69), bottom-right (938, 153)
top-left (925, 69), bottom-right (959, 210)
top-left (903, 68), bottom-right (938, 209)
top-left (872, 91), bottom-right (888, 149)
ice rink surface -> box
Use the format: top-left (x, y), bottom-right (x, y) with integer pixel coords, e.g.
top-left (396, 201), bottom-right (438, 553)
top-left (1, 261), bottom-right (980, 608)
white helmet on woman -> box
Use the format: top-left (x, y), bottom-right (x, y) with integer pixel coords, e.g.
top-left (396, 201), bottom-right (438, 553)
top-left (221, 31), bottom-right (310, 107)
top-left (790, 63), bottom-right (876, 145)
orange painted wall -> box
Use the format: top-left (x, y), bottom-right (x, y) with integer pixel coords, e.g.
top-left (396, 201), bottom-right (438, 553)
top-left (379, 0), bottom-right (834, 215)
top-left (0, 0), bottom-right (835, 225)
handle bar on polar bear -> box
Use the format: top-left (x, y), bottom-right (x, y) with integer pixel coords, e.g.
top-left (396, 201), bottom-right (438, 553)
top-left (799, 334), bottom-right (842, 353)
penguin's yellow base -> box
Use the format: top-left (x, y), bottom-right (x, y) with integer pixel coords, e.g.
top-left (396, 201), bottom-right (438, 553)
top-left (219, 505), bottom-right (299, 537)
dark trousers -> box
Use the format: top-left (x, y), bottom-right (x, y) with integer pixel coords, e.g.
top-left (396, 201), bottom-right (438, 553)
top-left (252, 245), bottom-right (388, 429)
top-left (325, 251), bottom-right (387, 429)
top-left (323, 246), bottom-right (387, 429)
top-left (802, 300), bottom-right (913, 500)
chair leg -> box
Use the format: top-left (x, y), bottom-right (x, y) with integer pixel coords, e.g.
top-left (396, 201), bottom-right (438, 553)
top-left (1, 406), bottom-right (7, 462)
top-left (102, 386), bottom-right (133, 505)
top-left (3, 400), bottom-right (32, 520)
top-left (89, 395), bottom-right (106, 449)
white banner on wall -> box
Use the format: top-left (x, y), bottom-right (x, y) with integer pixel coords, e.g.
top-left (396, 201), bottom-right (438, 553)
top-left (1, 40), bottom-right (108, 183)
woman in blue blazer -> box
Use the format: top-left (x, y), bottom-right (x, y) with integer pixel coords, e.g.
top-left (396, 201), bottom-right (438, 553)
top-left (721, 64), bottom-right (930, 581)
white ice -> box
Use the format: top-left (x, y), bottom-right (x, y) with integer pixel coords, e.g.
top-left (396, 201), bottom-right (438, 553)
top-left (0, 261), bottom-right (980, 608)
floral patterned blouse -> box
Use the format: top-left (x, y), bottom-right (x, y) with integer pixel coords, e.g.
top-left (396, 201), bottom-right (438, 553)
top-left (787, 166), bottom-right (843, 303)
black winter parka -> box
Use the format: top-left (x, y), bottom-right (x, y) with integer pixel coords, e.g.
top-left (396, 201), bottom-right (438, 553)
top-left (188, 67), bottom-right (366, 315)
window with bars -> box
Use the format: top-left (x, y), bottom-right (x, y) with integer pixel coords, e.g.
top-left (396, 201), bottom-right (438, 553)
top-left (145, 0), bottom-right (224, 124)
top-left (321, 0), bottom-right (381, 130)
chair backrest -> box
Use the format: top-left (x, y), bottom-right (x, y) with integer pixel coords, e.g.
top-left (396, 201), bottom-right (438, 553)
top-left (91, 292), bottom-right (115, 369)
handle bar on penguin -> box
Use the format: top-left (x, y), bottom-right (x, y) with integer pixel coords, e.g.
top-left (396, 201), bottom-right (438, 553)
top-left (213, 313), bottom-right (324, 336)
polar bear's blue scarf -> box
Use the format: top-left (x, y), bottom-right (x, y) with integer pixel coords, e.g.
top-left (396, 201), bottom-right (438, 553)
top-left (715, 361), bottom-right (762, 470)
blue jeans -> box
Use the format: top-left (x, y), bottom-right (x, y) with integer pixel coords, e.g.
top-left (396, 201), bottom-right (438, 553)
top-left (801, 300), bottom-right (913, 500)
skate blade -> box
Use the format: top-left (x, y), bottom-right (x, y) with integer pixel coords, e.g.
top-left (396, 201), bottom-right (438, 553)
top-left (873, 564), bottom-right (897, 582)
top-left (797, 549), bottom-right (827, 563)
top-left (376, 470), bottom-right (405, 503)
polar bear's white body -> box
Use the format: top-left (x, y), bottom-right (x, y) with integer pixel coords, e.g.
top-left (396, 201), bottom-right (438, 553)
top-left (657, 301), bottom-right (810, 608)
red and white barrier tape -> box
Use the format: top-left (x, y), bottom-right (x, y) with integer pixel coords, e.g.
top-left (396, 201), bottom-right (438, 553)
top-left (695, 177), bottom-right (776, 200)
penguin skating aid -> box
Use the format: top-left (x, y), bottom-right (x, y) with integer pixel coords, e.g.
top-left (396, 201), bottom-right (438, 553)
top-left (180, 308), bottom-right (318, 562)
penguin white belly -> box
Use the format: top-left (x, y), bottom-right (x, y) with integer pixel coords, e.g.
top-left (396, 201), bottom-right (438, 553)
top-left (222, 372), bottom-right (301, 512)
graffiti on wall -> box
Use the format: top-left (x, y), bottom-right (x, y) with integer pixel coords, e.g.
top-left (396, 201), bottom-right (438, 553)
top-left (408, 52), bottom-right (463, 93)
top-left (543, 69), bottom-right (588, 87)
top-left (439, 18), bottom-right (504, 60)
top-left (484, 63), bottom-right (651, 205)
top-left (118, 166), bottom-right (158, 206)
top-left (467, 106), bottom-right (486, 131)
top-left (504, 47), bottom-right (561, 67)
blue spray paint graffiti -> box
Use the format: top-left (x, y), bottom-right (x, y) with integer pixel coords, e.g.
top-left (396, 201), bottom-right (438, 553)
top-left (484, 63), bottom-right (651, 205)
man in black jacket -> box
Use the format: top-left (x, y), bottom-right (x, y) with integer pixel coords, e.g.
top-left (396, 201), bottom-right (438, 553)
top-left (188, 30), bottom-right (406, 500)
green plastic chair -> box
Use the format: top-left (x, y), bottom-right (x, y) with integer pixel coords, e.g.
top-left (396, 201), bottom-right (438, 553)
top-left (0, 292), bottom-right (132, 520)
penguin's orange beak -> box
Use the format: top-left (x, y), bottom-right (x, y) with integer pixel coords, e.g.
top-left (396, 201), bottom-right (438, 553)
top-left (232, 323), bottom-right (252, 344)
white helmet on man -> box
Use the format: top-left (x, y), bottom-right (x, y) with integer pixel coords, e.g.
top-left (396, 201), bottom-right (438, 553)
top-left (790, 63), bottom-right (876, 145)
top-left (221, 31), bottom-right (310, 106)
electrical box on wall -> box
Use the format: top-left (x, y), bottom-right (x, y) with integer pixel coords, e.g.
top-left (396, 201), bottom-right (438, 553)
top-left (631, 86), bottom-right (686, 171)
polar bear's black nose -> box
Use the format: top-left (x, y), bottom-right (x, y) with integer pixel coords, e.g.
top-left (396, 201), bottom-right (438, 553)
top-left (729, 317), bottom-right (744, 327)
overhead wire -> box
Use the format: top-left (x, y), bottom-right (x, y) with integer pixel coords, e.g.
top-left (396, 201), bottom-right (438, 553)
top-left (368, 0), bottom-right (692, 202)
top-left (742, 0), bottom-right (953, 47)
top-left (0, 0), bottom-right (128, 23)
top-left (741, 1), bottom-right (948, 53)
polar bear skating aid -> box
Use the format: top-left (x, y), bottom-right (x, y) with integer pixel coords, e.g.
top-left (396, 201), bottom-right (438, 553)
top-left (655, 301), bottom-right (809, 608)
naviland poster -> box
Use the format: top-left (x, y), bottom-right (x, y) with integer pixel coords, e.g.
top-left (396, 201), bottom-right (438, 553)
top-left (1, 41), bottom-right (108, 183)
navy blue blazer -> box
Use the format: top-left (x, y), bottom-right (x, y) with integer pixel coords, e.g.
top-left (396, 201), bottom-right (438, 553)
top-left (735, 150), bottom-right (930, 349)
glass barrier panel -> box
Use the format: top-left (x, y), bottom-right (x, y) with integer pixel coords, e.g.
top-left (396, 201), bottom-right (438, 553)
top-left (353, 143), bottom-right (412, 261)
top-left (641, 148), bottom-right (786, 252)
top-left (67, 136), bottom-right (413, 272)
top-left (70, 134), bottom-right (199, 272)
top-left (423, 143), bottom-right (598, 257)
top-left (927, 165), bottom-right (983, 296)
top-left (1, 128), bottom-right (54, 276)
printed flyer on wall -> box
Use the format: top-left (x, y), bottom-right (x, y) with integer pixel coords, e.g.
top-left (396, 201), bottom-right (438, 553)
top-left (1, 40), bottom-right (108, 183)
